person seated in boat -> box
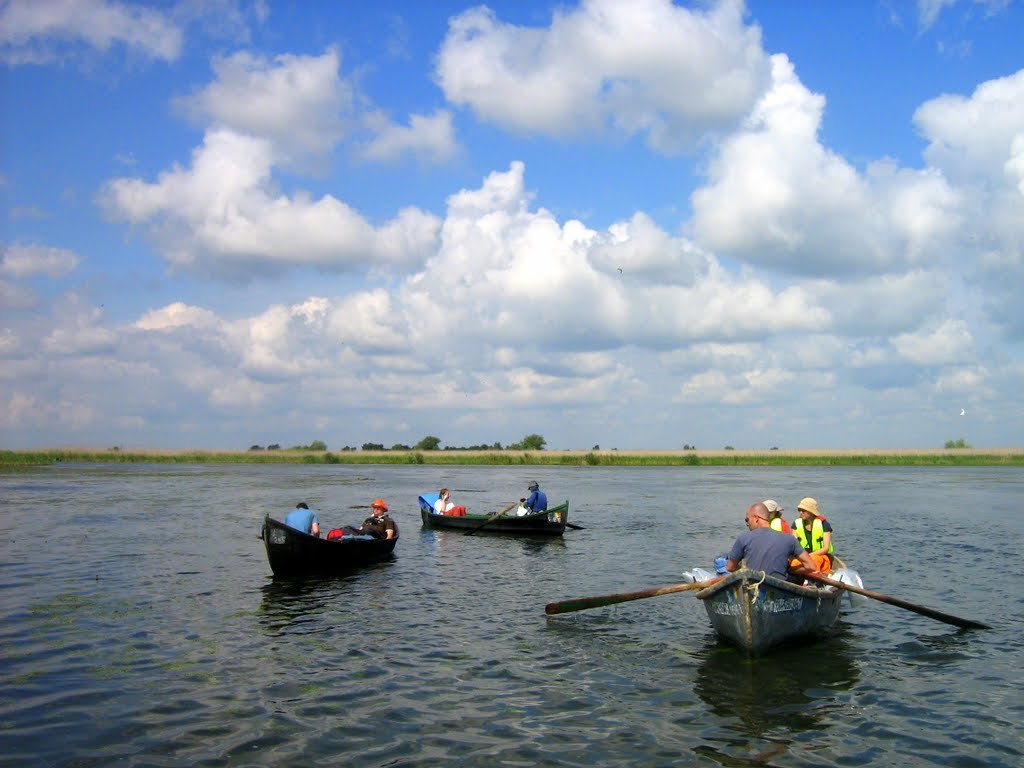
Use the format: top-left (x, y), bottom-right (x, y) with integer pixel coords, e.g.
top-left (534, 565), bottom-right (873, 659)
top-left (433, 488), bottom-right (467, 516)
top-left (725, 501), bottom-right (819, 581)
top-left (790, 497), bottom-right (833, 574)
top-left (522, 481), bottom-right (547, 514)
top-left (284, 501), bottom-right (320, 537)
top-left (763, 499), bottom-right (791, 533)
top-left (332, 499), bottom-right (398, 539)
top-left (354, 498), bottom-right (398, 539)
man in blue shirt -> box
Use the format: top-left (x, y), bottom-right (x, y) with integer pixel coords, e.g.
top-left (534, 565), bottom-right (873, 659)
top-left (726, 501), bottom-right (817, 580)
top-left (523, 481), bottom-right (547, 514)
top-left (285, 501), bottom-right (320, 537)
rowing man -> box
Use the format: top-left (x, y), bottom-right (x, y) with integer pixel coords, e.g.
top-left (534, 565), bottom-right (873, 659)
top-left (726, 502), bottom-right (818, 582)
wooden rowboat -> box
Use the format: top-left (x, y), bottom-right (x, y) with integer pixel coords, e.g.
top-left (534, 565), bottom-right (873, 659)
top-left (545, 558), bottom-right (987, 646)
top-left (418, 494), bottom-right (569, 536)
top-left (260, 515), bottom-right (398, 577)
top-left (694, 568), bottom-right (844, 654)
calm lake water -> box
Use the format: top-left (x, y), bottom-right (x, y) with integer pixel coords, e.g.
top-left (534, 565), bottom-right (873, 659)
top-left (1, 462), bottom-right (1022, 767)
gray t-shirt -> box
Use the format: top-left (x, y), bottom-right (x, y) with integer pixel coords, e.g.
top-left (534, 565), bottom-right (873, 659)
top-left (727, 527), bottom-right (804, 579)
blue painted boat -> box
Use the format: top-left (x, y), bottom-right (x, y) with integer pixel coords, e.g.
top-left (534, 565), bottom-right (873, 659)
top-left (694, 568), bottom-right (844, 654)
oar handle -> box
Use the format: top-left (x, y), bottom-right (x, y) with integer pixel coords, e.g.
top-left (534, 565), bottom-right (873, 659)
top-left (545, 576), bottom-right (723, 615)
top-left (803, 572), bottom-right (991, 630)
top-left (463, 501), bottom-right (518, 536)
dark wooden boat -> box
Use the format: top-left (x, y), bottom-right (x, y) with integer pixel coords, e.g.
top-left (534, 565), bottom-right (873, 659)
top-left (418, 493), bottom-right (569, 536)
top-left (260, 515), bottom-right (397, 577)
top-left (694, 567), bottom-right (845, 654)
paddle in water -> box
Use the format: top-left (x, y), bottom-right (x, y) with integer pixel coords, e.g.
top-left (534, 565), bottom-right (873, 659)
top-left (463, 501), bottom-right (519, 536)
top-left (801, 572), bottom-right (990, 630)
top-left (545, 576), bottom-right (724, 615)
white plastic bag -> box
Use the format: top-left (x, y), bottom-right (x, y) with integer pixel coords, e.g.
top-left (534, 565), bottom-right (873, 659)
top-left (831, 568), bottom-right (868, 607)
top-left (680, 567), bottom-right (717, 584)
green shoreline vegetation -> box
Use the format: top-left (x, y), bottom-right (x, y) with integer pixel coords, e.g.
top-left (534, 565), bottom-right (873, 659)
top-left (2, 448), bottom-right (1023, 467)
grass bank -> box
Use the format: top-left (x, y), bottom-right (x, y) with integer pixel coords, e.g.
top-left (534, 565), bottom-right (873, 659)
top-left (2, 448), bottom-right (1023, 467)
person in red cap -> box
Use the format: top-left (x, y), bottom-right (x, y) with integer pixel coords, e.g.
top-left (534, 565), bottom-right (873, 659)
top-left (356, 499), bottom-right (398, 540)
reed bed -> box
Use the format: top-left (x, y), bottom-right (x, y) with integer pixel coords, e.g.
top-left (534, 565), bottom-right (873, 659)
top-left (2, 448), bottom-right (1022, 467)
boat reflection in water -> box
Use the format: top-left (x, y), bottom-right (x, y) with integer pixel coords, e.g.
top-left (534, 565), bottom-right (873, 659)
top-left (257, 577), bottom-right (347, 634)
top-left (690, 630), bottom-right (860, 760)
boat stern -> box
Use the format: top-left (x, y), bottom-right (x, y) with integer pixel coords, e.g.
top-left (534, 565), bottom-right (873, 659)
top-left (696, 570), bottom-right (843, 654)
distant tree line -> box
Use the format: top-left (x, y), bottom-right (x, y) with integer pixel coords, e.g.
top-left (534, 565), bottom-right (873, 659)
top-left (241, 437), bottom-right (978, 453)
top-left (248, 440), bottom-right (323, 451)
top-left (247, 436), bottom-right (799, 452)
top-left (944, 438), bottom-right (972, 449)
top-left (248, 434), bottom-right (548, 452)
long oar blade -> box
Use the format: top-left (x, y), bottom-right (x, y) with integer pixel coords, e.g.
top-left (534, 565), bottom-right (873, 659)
top-left (804, 573), bottom-right (990, 630)
top-left (545, 577), bottom-right (722, 615)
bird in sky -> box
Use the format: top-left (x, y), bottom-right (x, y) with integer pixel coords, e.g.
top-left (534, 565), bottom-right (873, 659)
top-left (960, 408), bottom-right (966, 416)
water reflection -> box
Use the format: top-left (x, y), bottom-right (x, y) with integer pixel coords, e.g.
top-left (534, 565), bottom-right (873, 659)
top-left (419, 525), bottom-right (567, 560)
top-left (516, 536), bottom-right (567, 556)
top-left (893, 629), bottom-right (977, 667)
top-left (692, 629), bottom-right (860, 739)
top-left (257, 577), bottom-right (348, 634)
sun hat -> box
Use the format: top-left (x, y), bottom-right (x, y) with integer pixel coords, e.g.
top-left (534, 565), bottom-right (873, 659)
top-left (797, 497), bottom-right (819, 515)
top-left (371, 498), bottom-right (389, 511)
top-left (528, 481), bottom-right (539, 490)
top-left (762, 499), bottom-right (784, 514)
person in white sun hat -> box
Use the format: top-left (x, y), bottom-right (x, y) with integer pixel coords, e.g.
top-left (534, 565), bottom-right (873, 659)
top-left (763, 499), bottom-right (790, 533)
top-left (790, 497), bottom-right (834, 574)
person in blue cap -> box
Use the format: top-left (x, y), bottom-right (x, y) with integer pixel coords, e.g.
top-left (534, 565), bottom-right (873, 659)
top-left (522, 481), bottom-right (547, 514)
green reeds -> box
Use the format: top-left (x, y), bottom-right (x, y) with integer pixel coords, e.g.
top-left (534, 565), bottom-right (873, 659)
top-left (2, 449), bottom-right (1022, 467)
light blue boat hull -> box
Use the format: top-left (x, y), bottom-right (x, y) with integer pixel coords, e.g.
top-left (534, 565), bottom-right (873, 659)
top-left (695, 569), bottom-right (843, 654)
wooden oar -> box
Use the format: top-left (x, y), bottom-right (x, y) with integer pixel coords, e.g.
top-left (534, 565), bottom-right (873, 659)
top-left (565, 522), bottom-right (585, 530)
top-left (545, 576), bottom-right (724, 615)
top-left (463, 501), bottom-right (518, 536)
top-left (802, 572), bottom-right (991, 630)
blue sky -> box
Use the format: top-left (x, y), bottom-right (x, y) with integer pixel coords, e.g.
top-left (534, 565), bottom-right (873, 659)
top-left (2, 0), bottom-right (1023, 451)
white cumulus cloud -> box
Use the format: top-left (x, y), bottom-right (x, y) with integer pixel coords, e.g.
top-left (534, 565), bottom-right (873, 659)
top-left (436, 0), bottom-right (771, 152)
top-left (356, 110), bottom-right (458, 165)
top-left (175, 49), bottom-right (352, 168)
top-left (1, 243), bottom-right (82, 278)
top-left (0, 0), bottom-right (182, 65)
top-left (101, 129), bottom-right (442, 277)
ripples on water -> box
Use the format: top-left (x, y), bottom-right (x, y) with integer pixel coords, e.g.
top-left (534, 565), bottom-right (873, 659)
top-left (1, 463), bottom-right (1022, 767)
